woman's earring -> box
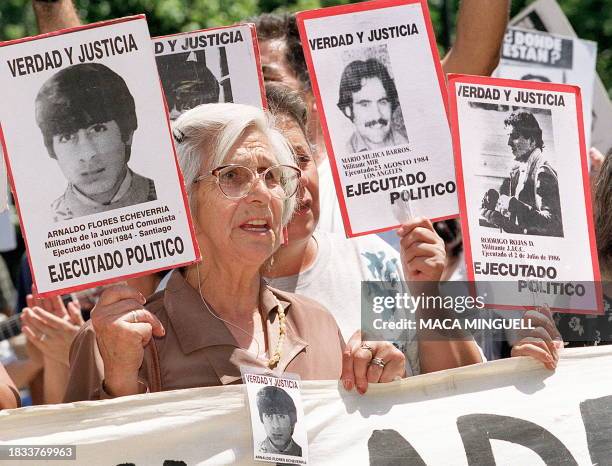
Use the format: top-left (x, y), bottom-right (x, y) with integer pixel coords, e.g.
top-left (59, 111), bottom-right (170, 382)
top-left (281, 226), bottom-right (289, 246)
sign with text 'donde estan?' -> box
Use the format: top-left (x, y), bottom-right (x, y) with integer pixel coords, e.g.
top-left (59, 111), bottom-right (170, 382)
top-left (448, 74), bottom-right (602, 314)
top-left (297, 0), bottom-right (458, 237)
top-left (0, 16), bottom-right (199, 296)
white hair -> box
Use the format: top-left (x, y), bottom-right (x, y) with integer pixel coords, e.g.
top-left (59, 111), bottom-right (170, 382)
top-left (173, 103), bottom-right (297, 226)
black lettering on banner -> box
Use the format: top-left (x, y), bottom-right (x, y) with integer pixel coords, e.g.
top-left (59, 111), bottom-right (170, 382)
top-left (368, 429), bottom-right (426, 465)
top-left (456, 414), bottom-right (578, 465)
top-left (580, 395), bottom-right (612, 466)
top-left (163, 461), bottom-right (187, 466)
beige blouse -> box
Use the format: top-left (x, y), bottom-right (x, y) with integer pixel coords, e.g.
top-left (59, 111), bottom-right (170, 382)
top-left (64, 271), bottom-right (345, 402)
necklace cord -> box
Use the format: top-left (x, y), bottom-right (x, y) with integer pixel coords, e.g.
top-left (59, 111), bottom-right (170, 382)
top-left (195, 263), bottom-right (285, 368)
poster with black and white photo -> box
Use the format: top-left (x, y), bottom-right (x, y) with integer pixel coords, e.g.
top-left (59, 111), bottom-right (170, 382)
top-left (244, 373), bottom-right (308, 465)
top-left (0, 150), bottom-right (6, 212)
top-left (297, 0), bottom-right (457, 237)
top-left (153, 23), bottom-right (266, 120)
top-left (0, 16), bottom-right (199, 296)
top-left (510, 0), bottom-right (612, 162)
top-left (494, 26), bottom-right (597, 150)
top-left (449, 75), bottom-right (602, 314)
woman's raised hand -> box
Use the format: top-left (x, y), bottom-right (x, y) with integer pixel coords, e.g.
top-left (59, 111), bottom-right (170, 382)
top-left (91, 284), bottom-right (165, 396)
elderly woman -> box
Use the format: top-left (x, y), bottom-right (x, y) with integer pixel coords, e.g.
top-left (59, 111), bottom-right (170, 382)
top-left (64, 104), bottom-right (404, 401)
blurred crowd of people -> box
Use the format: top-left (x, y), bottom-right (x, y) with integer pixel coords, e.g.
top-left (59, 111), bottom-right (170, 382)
top-left (1, 0), bottom-right (610, 411)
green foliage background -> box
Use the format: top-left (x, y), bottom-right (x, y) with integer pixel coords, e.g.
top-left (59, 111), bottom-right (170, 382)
top-left (0, 0), bottom-right (610, 94)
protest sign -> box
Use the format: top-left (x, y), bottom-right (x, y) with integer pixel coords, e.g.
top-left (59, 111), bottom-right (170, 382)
top-left (0, 210), bottom-right (16, 252)
top-left (296, 0), bottom-right (457, 237)
top-left (510, 0), bottom-right (612, 158)
top-left (0, 16), bottom-right (199, 296)
top-left (494, 26), bottom-right (597, 149)
top-left (448, 75), bottom-right (602, 314)
top-left (1, 346), bottom-right (611, 465)
top-left (243, 373), bottom-right (308, 464)
top-left (153, 23), bottom-right (266, 120)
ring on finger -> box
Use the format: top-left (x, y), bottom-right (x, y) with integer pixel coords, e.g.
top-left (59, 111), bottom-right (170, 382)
top-left (131, 310), bottom-right (138, 323)
top-left (360, 343), bottom-right (374, 357)
top-left (370, 357), bottom-right (385, 368)
top-left (40, 333), bottom-right (47, 342)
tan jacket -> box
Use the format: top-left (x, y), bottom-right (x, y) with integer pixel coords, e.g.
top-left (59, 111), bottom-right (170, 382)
top-left (64, 271), bottom-right (344, 402)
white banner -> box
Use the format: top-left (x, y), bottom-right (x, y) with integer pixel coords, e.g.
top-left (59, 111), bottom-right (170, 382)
top-left (1, 346), bottom-right (611, 465)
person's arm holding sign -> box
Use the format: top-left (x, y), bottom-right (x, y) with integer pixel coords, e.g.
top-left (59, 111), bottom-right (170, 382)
top-left (92, 285), bottom-right (164, 397)
top-left (511, 305), bottom-right (563, 371)
top-left (441, 0), bottom-right (510, 76)
top-left (33, 0), bottom-right (80, 34)
top-left (398, 217), bottom-right (483, 373)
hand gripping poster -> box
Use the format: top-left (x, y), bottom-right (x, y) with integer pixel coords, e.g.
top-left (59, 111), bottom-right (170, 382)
top-left (153, 23), bottom-right (266, 120)
top-left (296, 0), bottom-right (457, 237)
top-left (449, 75), bottom-right (602, 314)
top-left (0, 16), bottom-right (199, 296)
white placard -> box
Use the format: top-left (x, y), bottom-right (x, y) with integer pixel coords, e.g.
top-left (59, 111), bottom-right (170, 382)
top-left (0, 16), bottom-right (199, 296)
top-left (449, 75), bottom-right (602, 313)
top-left (297, 0), bottom-right (457, 237)
top-left (153, 23), bottom-right (266, 120)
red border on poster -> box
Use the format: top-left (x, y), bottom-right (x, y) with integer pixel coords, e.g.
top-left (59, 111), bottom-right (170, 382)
top-left (0, 15), bottom-right (202, 297)
top-left (152, 22), bottom-right (267, 110)
top-left (296, 0), bottom-right (453, 238)
top-left (447, 73), bottom-right (603, 314)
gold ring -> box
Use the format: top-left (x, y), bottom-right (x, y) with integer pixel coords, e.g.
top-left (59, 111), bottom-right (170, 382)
top-left (131, 310), bottom-right (138, 323)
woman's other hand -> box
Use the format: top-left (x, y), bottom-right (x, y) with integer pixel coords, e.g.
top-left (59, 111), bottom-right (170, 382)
top-left (341, 330), bottom-right (406, 394)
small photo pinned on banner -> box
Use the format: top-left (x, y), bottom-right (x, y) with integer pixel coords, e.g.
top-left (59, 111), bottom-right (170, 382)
top-left (243, 371), bottom-right (308, 465)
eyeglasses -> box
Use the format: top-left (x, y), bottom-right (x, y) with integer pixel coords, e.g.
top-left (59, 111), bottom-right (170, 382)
top-left (194, 164), bottom-right (301, 200)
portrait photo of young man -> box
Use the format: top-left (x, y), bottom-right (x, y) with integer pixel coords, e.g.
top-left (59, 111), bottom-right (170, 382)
top-left (337, 55), bottom-right (408, 154)
top-left (480, 110), bottom-right (563, 237)
top-left (34, 63), bottom-right (157, 222)
top-left (256, 385), bottom-right (303, 458)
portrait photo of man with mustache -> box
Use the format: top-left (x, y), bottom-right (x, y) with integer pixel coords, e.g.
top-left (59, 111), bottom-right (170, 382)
top-left (337, 54), bottom-right (408, 154)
